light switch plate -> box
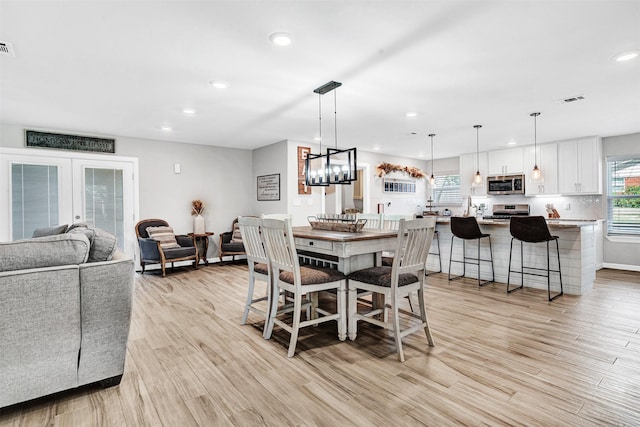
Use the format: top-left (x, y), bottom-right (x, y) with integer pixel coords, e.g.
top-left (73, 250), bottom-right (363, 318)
top-left (174, 163), bottom-right (181, 174)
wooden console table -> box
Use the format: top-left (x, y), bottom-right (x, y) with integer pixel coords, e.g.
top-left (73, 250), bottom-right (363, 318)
top-left (189, 232), bottom-right (214, 265)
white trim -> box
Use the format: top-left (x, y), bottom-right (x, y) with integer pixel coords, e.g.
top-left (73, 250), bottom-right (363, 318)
top-left (605, 235), bottom-right (640, 243)
top-left (602, 263), bottom-right (640, 272)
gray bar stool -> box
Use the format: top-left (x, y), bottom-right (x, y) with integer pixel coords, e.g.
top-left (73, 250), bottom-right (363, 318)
top-left (507, 216), bottom-right (563, 301)
top-left (448, 217), bottom-right (494, 286)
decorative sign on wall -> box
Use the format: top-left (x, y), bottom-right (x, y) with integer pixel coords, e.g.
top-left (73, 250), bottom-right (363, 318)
top-left (257, 173), bottom-right (281, 201)
top-left (25, 130), bottom-right (115, 153)
top-left (383, 178), bottom-right (416, 193)
top-left (297, 146), bottom-right (312, 194)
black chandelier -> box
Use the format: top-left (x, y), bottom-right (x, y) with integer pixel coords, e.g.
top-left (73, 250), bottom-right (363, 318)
top-left (305, 81), bottom-right (357, 186)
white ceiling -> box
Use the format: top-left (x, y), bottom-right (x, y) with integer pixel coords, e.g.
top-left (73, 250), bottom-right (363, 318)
top-left (1, 1), bottom-right (639, 160)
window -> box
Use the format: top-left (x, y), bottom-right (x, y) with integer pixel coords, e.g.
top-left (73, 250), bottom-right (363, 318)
top-left (432, 174), bottom-right (461, 205)
top-left (607, 157), bottom-right (640, 235)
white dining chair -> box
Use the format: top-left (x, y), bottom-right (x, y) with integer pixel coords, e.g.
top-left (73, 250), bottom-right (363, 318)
top-left (238, 216), bottom-right (272, 338)
top-left (347, 217), bottom-right (436, 362)
top-left (261, 217), bottom-right (347, 357)
top-left (356, 213), bottom-right (383, 230)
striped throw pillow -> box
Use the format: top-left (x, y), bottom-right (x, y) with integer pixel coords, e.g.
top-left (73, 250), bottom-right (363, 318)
top-left (146, 226), bottom-right (181, 249)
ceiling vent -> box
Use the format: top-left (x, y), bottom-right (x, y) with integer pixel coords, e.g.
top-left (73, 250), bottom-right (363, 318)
top-left (558, 94), bottom-right (585, 104)
top-left (0, 41), bottom-right (15, 57)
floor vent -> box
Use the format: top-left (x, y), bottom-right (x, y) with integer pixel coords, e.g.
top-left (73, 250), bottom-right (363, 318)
top-left (0, 41), bottom-right (15, 57)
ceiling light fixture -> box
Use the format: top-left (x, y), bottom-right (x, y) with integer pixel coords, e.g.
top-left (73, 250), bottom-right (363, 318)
top-left (406, 112), bottom-right (418, 117)
top-left (305, 81), bottom-right (357, 187)
top-left (269, 32), bottom-right (293, 46)
top-left (160, 125), bottom-right (172, 132)
top-left (531, 112), bottom-right (543, 182)
top-left (428, 133), bottom-right (436, 187)
top-left (615, 50), bottom-right (639, 62)
top-left (209, 80), bottom-right (229, 89)
top-left (472, 125), bottom-right (483, 187)
top-left (182, 108), bottom-right (196, 116)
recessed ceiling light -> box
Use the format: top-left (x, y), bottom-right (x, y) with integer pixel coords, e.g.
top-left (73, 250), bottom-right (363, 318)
top-left (209, 80), bottom-right (229, 89)
top-left (269, 32), bottom-right (293, 46)
top-left (373, 146), bottom-right (381, 151)
top-left (418, 153), bottom-right (425, 158)
top-left (182, 108), bottom-right (196, 116)
top-left (406, 112), bottom-right (418, 118)
top-left (615, 50), bottom-right (639, 62)
top-left (160, 125), bottom-right (172, 132)
top-left (507, 140), bottom-right (517, 145)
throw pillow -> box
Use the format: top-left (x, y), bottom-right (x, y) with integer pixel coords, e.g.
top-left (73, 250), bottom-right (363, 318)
top-left (231, 222), bottom-right (243, 243)
top-left (66, 223), bottom-right (118, 262)
top-left (146, 226), bottom-right (181, 249)
top-left (32, 224), bottom-right (68, 238)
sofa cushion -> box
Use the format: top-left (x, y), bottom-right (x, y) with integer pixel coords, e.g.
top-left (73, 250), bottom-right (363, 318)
top-left (221, 242), bottom-right (244, 252)
top-left (162, 246), bottom-right (196, 259)
top-left (66, 224), bottom-right (118, 262)
top-left (146, 226), bottom-right (180, 249)
top-left (31, 224), bottom-right (68, 238)
top-left (0, 234), bottom-right (90, 272)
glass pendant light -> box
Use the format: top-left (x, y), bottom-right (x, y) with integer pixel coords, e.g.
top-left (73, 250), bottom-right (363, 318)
top-left (472, 125), bottom-right (483, 187)
top-left (428, 133), bottom-right (436, 187)
top-left (531, 112), bottom-right (543, 182)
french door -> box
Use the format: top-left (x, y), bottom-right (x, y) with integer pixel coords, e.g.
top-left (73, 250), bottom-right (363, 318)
top-left (1, 148), bottom-right (138, 257)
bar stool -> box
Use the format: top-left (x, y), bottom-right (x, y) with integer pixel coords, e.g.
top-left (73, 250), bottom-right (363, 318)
top-left (425, 230), bottom-right (442, 276)
top-left (448, 217), bottom-right (494, 286)
top-left (507, 216), bottom-right (563, 301)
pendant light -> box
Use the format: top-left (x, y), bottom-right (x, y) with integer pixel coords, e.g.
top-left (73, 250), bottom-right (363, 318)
top-left (530, 112), bottom-right (543, 182)
top-left (472, 125), bottom-right (483, 187)
top-left (305, 81), bottom-right (357, 187)
top-left (428, 133), bottom-right (436, 187)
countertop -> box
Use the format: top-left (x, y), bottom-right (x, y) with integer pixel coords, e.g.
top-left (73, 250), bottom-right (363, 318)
top-left (434, 217), bottom-right (599, 228)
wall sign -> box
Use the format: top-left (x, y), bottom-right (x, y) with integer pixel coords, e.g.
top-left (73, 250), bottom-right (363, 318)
top-left (297, 146), bottom-right (312, 194)
top-left (257, 173), bottom-right (281, 201)
top-left (25, 130), bottom-right (116, 153)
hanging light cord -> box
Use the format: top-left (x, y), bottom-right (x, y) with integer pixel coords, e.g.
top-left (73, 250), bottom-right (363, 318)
top-left (334, 89), bottom-right (338, 149)
top-left (533, 112), bottom-right (538, 166)
top-left (318, 93), bottom-right (322, 153)
top-left (475, 125), bottom-right (480, 172)
top-left (430, 134), bottom-right (435, 175)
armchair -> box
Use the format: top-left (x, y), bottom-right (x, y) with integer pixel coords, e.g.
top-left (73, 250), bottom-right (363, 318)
top-left (219, 217), bottom-right (246, 264)
top-left (135, 219), bottom-right (197, 277)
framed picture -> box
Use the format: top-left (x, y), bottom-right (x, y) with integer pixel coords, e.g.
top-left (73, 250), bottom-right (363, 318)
top-left (257, 173), bottom-right (281, 201)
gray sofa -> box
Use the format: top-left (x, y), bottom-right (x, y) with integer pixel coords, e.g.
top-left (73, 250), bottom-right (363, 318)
top-left (0, 231), bottom-right (134, 408)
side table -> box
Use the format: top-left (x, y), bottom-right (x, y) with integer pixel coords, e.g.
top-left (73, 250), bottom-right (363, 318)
top-left (189, 232), bottom-right (214, 266)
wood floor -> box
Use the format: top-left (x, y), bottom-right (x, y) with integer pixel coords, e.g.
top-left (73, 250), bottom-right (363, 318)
top-left (2, 264), bottom-right (640, 426)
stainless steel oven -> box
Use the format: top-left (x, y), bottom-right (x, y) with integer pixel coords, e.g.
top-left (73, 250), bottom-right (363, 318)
top-left (487, 174), bottom-right (525, 195)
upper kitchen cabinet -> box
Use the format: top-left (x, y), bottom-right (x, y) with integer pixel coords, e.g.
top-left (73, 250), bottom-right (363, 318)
top-left (558, 136), bottom-right (602, 195)
top-left (488, 147), bottom-right (524, 175)
top-left (523, 143), bottom-right (558, 196)
top-left (460, 151), bottom-right (488, 197)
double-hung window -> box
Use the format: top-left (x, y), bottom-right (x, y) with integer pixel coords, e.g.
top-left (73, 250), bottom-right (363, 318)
top-left (431, 173), bottom-right (461, 205)
top-left (607, 156), bottom-right (640, 236)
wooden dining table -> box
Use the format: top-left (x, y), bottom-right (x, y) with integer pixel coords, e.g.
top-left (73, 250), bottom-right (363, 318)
top-left (292, 226), bottom-right (398, 274)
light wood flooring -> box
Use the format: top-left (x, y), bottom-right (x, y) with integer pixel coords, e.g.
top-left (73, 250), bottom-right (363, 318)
top-left (2, 264), bottom-right (640, 426)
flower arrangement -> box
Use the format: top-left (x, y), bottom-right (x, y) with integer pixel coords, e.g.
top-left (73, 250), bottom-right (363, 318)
top-left (191, 199), bottom-right (204, 216)
top-left (375, 162), bottom-right (427, 179)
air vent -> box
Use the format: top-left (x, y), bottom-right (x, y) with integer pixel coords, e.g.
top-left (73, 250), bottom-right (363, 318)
top-left (558, 94), bottom-right (585, 104)
top-left (0, 41), bottom-right (15, 57)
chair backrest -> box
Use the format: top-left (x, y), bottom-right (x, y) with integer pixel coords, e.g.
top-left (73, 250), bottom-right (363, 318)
top-left (356, 213), bottom-right (383, 230)
top-left (135, 219), bottom-right (169, 238)
top-left (382, 214), bottom-right (414, 231)
top-left (450, 216), bottom-right (483, 240)
top-left (391, 217), bottom-right (436, 281)
top-left (237, 216), bottom-right (268, 265)
top-left (260, 217), bottom-right (301, 285)
top-left (510, 216), bottom-right (553, 243)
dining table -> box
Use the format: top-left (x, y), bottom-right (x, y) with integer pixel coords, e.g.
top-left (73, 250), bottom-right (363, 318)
top-left (292, 226), bottom-right (398, 274)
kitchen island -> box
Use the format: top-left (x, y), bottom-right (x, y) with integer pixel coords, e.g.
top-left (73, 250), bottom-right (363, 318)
top-left (430, 217), bottom-right (600, 295)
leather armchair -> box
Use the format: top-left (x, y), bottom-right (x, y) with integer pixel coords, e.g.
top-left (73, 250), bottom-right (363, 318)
top-left (135, 219), bottom-right (197, 277)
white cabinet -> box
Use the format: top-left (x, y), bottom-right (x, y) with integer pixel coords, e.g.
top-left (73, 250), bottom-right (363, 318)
top-left (523, 143), bottom-right (558, 195)
top-left (558, 137), bottom-right (602, 194)
top-left (460, 152), bottom-right (488, 197)
top-left (488, 147), bottom-right (524, 176)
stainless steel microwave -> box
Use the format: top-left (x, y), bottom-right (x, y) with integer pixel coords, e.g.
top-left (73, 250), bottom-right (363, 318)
top-left (487, 174), bottom-right (525, 195)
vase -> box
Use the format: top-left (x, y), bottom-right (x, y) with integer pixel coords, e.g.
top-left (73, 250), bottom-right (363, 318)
top-left (193, 214), bottom-right (205, 234)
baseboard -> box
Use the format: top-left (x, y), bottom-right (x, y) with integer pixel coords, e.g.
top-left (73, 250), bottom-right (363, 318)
top-left (601, 263), bottom-right (640, 273)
